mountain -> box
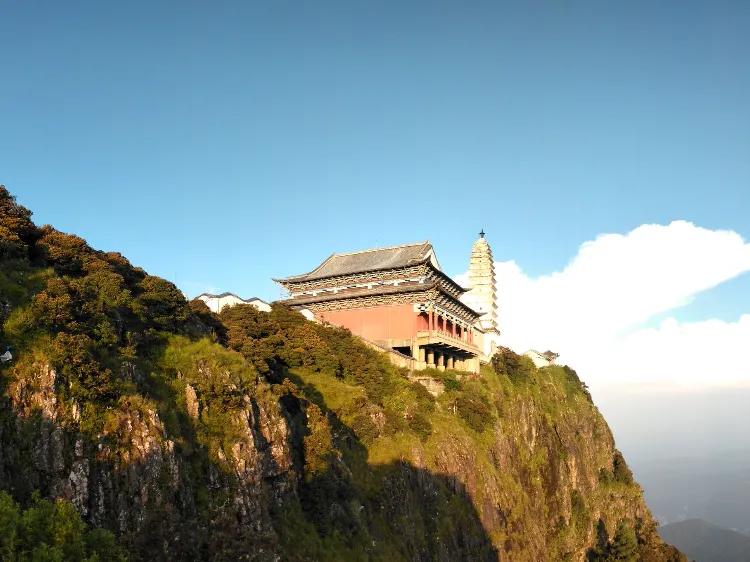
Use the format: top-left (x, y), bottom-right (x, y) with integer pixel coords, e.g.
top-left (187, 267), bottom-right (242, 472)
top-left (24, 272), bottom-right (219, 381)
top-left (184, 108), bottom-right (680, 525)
top-left (634, 451), bottom-right (750, 535)
top-left (659, 519), bottom-right (750, 562)
top-left (0, 185), bottom-right (684, 560)
top-left (597, 392), bottom-right (750, 536)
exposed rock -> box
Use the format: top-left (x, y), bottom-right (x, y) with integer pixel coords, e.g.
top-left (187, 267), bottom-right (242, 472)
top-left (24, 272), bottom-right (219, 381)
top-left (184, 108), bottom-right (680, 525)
top-left (0, 357), bottom-right (682, 561)
top-left (184, 384), bottom-right (199, 419)
top-left (8, 360), bottom-right (58, 419)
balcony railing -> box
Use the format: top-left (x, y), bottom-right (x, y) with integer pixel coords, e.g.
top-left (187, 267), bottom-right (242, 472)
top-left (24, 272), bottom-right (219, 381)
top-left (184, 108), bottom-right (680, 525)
top-left (415, 330), bottom-right (479, 352)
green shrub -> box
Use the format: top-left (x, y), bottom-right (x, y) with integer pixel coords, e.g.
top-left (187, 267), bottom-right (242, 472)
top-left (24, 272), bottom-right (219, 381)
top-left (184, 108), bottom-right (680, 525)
top-left (571, 490), bottom-right (588, 529)
top-left (424, 367), bottom-right (462, 391)
top-left (444, 377), bottom-right (461, 391)
top-left (454, 389), bottom-right (492, 433)
top-left (303, 404), bottom-right (336, 477)
top-left (408, 412), bottom-right (433, 442)
top-left (0, 491), bottom-right (127, 561)
top-left (609, 521), bottom-right (638, 561)
top-left (562, 365), bottom-right (593, 402)
top-left (350, 412), bottom-right (379, 443)
top-left (219, 303), bottom-right (402, 405)
top-left (491, 347), bottom-right (535, 383)
top-left (0, 186), bottom-right (38, 260)
top-left (612, 450), bottom-right (634, 485)
top-left (588, 520), bottom-right (638, 562)
top-left (410, 381), bottom-right (436, 413)
top-left (134, 276), bottom-right (189, 331)
top-left (0, 187), bottom-right (220, 410)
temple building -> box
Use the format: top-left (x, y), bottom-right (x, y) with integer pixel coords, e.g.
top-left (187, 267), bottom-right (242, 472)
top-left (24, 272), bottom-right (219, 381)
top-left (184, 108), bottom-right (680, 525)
top-left (460, 230), bottom-right (501, 357)
top-left (274, 242), bottom-right (484, 373)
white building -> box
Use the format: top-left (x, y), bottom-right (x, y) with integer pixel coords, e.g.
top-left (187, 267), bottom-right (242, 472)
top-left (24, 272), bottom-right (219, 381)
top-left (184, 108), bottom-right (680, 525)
top-left (197, 292), bottom-right (271, 314)
top-left (524, 350), bottom-right (559, 368)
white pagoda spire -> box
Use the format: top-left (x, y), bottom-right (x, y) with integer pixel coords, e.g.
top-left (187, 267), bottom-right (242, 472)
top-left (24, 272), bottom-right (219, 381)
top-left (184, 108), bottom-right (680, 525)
top-left (461, 230), bottom-right (500, 357)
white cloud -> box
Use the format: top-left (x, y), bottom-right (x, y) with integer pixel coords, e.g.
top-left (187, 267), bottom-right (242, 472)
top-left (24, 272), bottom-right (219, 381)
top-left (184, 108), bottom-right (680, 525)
top-left (601, 315), bottom-right (750, 389)
top-left (466, 221), bottom-right (750, 392)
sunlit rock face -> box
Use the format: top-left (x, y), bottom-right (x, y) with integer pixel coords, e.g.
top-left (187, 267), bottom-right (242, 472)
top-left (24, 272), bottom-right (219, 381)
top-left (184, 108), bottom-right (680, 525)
top-left (0, 187), bottom-right (684, 561)
top-left (1, 359), bottom-right (296, 560)
top-left (0, 356), bottom-right (687, 561)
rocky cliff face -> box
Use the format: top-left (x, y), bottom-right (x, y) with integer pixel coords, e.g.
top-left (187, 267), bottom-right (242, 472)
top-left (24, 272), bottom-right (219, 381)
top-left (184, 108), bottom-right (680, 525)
top-left (0, 186), bottom-right (682, 560)
top-left (0, 350), bottom-right (682, 561)
top-left (272, 357), bottom-right (683, 562)
top-left (0, 355), bottom-right (296, 560)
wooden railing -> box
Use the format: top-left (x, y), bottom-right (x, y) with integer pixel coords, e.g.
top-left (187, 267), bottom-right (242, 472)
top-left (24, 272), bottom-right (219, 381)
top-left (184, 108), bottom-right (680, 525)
top-left (415, 330), bottom-right (479, 352)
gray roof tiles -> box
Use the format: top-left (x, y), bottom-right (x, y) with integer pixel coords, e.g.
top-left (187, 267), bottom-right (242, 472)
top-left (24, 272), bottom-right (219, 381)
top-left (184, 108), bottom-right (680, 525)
top-left (197, 292), bottom-right (240, 299)
top-left (197, 292), bottom-right (268, 305)
top-left (276, 242), bottom-right (434, 282)
top-left (282, 281), bottom-right (481, 319)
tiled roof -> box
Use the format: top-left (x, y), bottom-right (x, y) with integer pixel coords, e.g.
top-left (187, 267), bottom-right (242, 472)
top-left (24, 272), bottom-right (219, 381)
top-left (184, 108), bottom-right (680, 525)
top-left (197, 293), bottom-right (269, 306)
top-left (197, 292), bottom-right (242, 299)
top-left (280, 282), bottom-right (481, 320)
top-left (276, 242), bottom-right (435, 283)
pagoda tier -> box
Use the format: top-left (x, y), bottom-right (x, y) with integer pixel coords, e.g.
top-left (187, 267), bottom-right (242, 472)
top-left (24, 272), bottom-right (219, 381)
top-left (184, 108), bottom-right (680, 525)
top-left (275, 242), bottom-right (483, 373)
top-left (460, 231), bottom-right (500, 358)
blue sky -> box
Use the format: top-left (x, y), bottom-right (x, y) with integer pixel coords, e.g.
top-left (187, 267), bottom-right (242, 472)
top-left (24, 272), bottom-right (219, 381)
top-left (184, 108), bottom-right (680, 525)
top-left (2, 0), bottom-right (748, 316)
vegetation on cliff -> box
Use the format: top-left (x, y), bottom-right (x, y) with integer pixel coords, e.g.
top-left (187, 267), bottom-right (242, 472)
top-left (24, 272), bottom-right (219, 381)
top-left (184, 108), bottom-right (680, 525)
top-left (0, 491), bottom-right (127, 561)
top-left (0, 186), bottom-right (683, 561)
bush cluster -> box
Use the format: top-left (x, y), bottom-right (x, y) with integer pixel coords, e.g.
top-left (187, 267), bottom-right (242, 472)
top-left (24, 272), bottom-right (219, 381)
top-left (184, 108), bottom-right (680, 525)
top-left (453, 388), bottom-right (493, 433)
top-left (219, 303), bottom-right (401, 405)
top-left (562, 365), bottom-right (593, 402)
top-left (599, 450), bottom-right (635, 486)
top-left (612, 450), bottom-right (634, 485)
top-left (0, 188), bottom-right (219, 407)
top-left (490, 346), bottom-right (536, 382)
top-left (0, 491), bottom-right (127, 561)
top-left (0, 187), bottom-right (37, 261)
top-left (587, 520), bottom-right (638, 562)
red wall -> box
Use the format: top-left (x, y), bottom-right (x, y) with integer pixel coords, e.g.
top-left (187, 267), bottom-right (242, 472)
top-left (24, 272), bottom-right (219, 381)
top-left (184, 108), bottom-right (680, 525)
top-left (316, 304), bottom-right (419, 342)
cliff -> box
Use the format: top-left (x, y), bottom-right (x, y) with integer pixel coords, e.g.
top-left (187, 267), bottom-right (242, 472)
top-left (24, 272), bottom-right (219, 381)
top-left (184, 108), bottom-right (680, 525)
top-left (0, 186), bottom-right (683, 561)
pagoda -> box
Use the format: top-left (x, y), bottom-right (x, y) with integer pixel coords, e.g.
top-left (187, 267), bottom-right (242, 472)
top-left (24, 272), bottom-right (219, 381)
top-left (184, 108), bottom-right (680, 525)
top-left (460, 230), bottom-right (500, 357)
top-left (274, 242), bottom-right (482, 372)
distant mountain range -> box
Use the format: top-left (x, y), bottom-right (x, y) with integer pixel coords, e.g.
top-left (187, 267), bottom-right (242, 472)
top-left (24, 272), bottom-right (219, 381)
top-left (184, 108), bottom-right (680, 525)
top-left (633, 449), bottom-right (750, 535)
top-left (659, 519), bottom-right (750, 562)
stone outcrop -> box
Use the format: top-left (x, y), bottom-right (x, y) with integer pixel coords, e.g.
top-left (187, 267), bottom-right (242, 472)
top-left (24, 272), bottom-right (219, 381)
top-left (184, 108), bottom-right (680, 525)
top-left (0, 185), bottom-right (685, 560)
top-left (0, 353), bottom-right (685, 561)
top-left (0, 360), bottom-right (296, 560)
